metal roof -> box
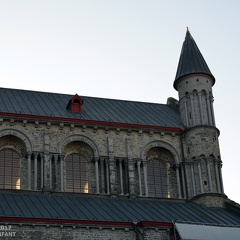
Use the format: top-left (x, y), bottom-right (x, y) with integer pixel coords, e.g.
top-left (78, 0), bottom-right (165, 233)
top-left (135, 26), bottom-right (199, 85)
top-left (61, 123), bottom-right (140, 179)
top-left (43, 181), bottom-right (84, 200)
top-left (174, 29), bottom-right (215, 89)
top-left (0, 192), bottom-right (239, 226)
top-left (0, 87), bottom-right (182, 129)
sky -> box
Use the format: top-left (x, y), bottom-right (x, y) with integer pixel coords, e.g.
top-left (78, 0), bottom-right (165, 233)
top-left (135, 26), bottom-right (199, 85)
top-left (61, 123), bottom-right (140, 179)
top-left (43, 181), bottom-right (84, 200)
top-left (0, 1), bottom-right (240, 202)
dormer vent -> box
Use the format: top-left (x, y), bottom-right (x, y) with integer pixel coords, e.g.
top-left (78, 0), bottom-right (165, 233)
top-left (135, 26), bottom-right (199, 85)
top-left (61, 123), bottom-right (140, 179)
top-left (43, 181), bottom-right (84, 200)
top-left (67, 94), bottom-right (84, 113)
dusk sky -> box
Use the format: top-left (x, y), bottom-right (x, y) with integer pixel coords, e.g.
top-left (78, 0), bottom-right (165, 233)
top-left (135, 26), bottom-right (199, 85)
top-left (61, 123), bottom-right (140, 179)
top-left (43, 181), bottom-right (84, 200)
top-left (0, 1), bottom-right (240, 202)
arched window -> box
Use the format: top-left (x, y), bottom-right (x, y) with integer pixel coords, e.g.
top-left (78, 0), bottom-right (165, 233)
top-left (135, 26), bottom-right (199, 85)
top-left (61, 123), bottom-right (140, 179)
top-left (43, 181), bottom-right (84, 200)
top-left (147, 159), bottom-right (168, 197)
top-left (0, 149), bottom-right (20, 189)
top-left (65, 153), bottom-right (88, 193)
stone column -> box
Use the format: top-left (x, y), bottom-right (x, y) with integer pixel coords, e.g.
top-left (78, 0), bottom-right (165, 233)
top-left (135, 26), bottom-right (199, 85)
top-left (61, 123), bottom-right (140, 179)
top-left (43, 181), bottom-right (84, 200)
top-left (108, 137), bottom-right (116, 195)
top-left (49, 156), bottom-right (52, 191)
top-left (119, 159), bottom-right (124, 195)
top-left (198, 92), bottom-right (203, 124)
top-left (126, 139), bottom-right (135, 196)
top-left (190, 162), bottom-right (196, 196)
top-left (215, 160), bottom-right (221, 193)
top-left (218, 162), bottom-right (224, 194)
top-left (206, 158), bottom-right (213, 192)
top-left (206, 93), bottom-right (213, 125)
top-left (198, 160), bottom-right (204, 193)
top-left (95, 158), bottom-right (99, 194)
top-left (124, 159), bottom-right (129, 194)
top-left (27, 153), bottom-right (31, 190)
top-left (190, 94), bottom-right (196, 125)
top-left (180, 163), bottom-right (186, 198)
top-left (41, 154), bottom-right (44, 190)
top-left (105, 159), bottom-right (110, 194)
top-left (137, 160), bottom-right (142, 196)
top-left (54, 155), bottom-right (58, 191)
top-left (175, 164), bottom-right (182, 198)
top-left (44, 133), bottom-right (50, 191)
top-left (143, 162), bottom-right (148, 197)
top-left (60, 155), bottom-right (64, 192)
top-left (34, 153), bottom-right (38, 191)
top-left (184, 99), bottom-right (189, 127)
top-left (210, 95), bottom-right (216, 126)
top-left (100, 158), bottom-right (105, 194)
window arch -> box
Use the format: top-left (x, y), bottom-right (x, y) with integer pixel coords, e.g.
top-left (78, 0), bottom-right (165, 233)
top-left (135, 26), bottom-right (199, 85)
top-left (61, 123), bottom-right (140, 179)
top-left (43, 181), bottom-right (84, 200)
top-left (0, 149), bottom-right (20, 189)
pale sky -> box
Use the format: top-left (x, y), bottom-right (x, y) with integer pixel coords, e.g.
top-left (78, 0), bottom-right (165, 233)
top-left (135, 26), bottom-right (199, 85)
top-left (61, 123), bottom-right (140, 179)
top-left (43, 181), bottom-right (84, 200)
top-left (0, 1), bottom-right (240, 202)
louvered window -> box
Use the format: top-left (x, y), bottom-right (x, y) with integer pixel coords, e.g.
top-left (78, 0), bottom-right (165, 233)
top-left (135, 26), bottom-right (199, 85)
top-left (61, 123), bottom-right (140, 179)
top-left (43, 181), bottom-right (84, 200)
top-left (0, 149), bottom-right (20, 189)
top-left (65, 153), bottom-right (88, 193)
top-left (147, 159), bottom-right (168, 197)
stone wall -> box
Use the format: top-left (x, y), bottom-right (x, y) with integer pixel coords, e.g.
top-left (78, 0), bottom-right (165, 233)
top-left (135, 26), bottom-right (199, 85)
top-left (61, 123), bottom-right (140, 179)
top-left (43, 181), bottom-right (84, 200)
top-left (0, 118), bottom-right (183, 199)
top-left (0, 223), bottom-right (171, 240)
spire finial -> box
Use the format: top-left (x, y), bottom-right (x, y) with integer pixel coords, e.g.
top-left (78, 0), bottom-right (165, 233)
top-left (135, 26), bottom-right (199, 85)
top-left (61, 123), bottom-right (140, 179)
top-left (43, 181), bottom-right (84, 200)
top-left (186, 26), bottom-right (189, 32)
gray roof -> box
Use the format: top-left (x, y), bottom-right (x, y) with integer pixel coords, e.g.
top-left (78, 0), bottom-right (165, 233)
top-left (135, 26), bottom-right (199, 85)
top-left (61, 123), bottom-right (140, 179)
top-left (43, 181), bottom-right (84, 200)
top-left (174, 29), bottom-right (215, 89)
top-left (0, 192), bottom-right (239, 226)
top-left (0, 87), bottom-right (182, 129)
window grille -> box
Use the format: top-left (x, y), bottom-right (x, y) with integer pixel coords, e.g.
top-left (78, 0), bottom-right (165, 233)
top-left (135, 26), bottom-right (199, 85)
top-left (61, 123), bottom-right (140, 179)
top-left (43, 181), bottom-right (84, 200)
top-left (0, 149), bottom-right (20, 189)
top-left (147, 159), bottom-right (168, 197)
top-left (65, 153), bottom-right (88, 193)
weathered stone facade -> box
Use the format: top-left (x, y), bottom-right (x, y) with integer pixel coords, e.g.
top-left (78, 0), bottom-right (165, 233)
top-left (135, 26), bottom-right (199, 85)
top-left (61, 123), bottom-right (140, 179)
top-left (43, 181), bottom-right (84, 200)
top-left (0, 223), bottom-right (171, 240)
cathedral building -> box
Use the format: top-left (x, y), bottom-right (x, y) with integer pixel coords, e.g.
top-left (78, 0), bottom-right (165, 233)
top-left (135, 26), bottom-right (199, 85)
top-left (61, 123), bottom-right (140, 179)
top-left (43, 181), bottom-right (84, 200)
top-left (0, 29), bottom-right (239, 239)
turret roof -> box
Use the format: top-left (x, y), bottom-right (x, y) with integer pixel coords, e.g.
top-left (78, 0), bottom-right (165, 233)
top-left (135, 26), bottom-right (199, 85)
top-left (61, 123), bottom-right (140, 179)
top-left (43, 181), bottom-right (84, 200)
top-left (174, 29), bottom-right (215, 89)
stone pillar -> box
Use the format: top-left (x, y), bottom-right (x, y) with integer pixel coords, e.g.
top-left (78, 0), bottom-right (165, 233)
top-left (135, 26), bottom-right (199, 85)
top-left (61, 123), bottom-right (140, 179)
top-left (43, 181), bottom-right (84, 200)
top-left (206, 93), bottom-right (213, 125)
top-left (198, 160), bottom-right (204, 193)
top-left (54, 155), bottom-right (58, 191)
top-left (180, 162), bottom-right (186, 198)
top-left (34, 153), bottom-right (38, 191)
top-left (190, 162), bottom-right (196, 196)
top-left (206, 158), bottom-right (213, 192)
top-left (190, 94), bottom-right (196, 125)
top-left (105, 159), bottom-right (110, 194)
top-left (27, 153), bottom-right (31, 190)
top-left (184, 99), bottom-right (189, 127)
top-left (60, 155), bottom-right (64, 192)
top-left (108, 137), bottom-right (116, 195)
top-left (218, 162), bottom-right (224, 194)
top-left (119, 159), bottom-right (124, 195)
top-left (198, 92), bottom-right (203, 124)
top-left (44, 133), bottom-right (50, 191)
top-left (41, 154), bottom-right (44, 190)
top-left (95, 158), bottom-right (99, 194)
top-left (176, 164), bottom-right (182, 198)
top-left (143, 162), bottom-right (148, 197)
top-left (215, 160), bottom-right (221, 193)
top-left (124, 159), bottom-right (129, 194)
top-left (100, 158), bottom-right (105, 194)
top-left (137, 160), bottom-right (142, 196)
top-left (210, 95), bottom-right (216, 126)
top-left (126, 139), bottom-right (135, 196)
top-left (49, 156), bottom-right (52, 191)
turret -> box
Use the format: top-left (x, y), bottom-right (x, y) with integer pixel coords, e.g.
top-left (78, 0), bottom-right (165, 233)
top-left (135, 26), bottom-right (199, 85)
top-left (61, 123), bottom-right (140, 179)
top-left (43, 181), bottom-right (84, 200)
top-left (175, 29), bottom-right (224, 199)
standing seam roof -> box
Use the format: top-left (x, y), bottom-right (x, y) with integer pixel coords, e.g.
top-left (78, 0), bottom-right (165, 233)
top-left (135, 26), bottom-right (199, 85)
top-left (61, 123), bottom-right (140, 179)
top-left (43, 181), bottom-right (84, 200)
top-left (0, 193), bottom-right (240, 226)
top-left (0, 87), bottom-right (183, 129)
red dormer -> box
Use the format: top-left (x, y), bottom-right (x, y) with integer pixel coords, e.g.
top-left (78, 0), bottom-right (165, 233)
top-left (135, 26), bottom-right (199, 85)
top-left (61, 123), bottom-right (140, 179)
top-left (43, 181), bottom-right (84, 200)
top-left (67, 94), bottom-right (84, 113)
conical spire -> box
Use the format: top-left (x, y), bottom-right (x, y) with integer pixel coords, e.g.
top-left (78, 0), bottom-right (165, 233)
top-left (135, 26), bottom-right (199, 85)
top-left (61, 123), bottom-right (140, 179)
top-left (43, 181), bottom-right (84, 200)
top-left (174, 29), bottom-right (215, 89)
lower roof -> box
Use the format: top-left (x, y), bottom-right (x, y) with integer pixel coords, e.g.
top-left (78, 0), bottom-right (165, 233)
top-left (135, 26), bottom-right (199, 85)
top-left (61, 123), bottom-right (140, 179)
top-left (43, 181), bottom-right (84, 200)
top-left (0, 191), bottom-right (239, 226)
